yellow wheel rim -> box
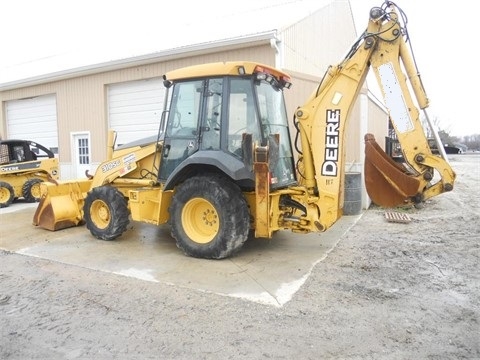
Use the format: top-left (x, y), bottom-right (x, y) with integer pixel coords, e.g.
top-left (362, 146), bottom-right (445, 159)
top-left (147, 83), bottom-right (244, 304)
top-left (30, 183), bottom-right (42, 199)
top-left (182, 197), bottom-right (219, 244)
top-left (0, 187), bottom-right (9, 203)
top-left (90, 199), bottom-right (111, 230)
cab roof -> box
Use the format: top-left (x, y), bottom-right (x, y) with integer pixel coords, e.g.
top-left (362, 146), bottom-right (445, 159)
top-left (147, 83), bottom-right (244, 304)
top-left (164, 61), bottom-right (291, 82)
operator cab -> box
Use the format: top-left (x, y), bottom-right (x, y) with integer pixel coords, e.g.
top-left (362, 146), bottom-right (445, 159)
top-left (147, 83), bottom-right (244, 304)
top-left (0, 140), bottom-right (54, 165)
top-left (159, 62), bottom-right (297, 190)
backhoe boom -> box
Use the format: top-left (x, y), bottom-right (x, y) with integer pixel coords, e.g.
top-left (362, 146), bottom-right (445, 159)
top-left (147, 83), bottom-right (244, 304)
top-left (293, 1), bottom-right (455, 231)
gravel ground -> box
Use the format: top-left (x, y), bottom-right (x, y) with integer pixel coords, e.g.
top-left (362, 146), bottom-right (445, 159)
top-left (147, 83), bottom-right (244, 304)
top-left (1, 154), bottom-right (479, 359)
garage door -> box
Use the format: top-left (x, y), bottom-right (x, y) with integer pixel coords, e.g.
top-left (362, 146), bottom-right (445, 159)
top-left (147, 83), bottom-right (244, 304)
top-left (108, 78), bottom-right (165, 146)
top-left (5, 94), bottom-right (58, 153)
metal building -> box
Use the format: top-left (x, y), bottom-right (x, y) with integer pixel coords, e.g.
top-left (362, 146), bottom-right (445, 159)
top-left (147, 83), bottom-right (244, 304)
top-left (0, 0), bottom-right (387, 211)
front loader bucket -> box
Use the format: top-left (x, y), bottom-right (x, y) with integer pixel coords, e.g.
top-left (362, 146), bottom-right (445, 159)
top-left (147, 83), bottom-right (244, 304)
top-left (364, 133), bottom-right (421, 208)
top-left (33, 180), bottom-right (92, 231)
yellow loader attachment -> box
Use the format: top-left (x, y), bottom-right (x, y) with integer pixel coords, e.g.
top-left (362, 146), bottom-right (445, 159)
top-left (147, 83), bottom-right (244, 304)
top-left (364, 133), bottom-right (422, 208)
top-left (32, 131), bottom-right (162, 232)
top-left (33, 179), bottom-right (92, 231)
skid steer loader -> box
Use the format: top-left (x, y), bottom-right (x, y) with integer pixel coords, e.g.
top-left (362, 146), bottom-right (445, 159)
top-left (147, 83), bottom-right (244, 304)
top-left (33, 1), bottom-right (455, 259)
top-left (0, 139), bottom-right (59, 208)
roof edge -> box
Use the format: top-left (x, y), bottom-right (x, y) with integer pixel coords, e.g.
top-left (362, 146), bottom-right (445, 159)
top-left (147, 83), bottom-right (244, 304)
top-left (0, 31), bottom-right (278, 91)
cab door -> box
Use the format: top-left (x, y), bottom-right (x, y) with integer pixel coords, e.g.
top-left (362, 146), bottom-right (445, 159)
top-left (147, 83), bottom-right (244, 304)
top-left (158, 80), bottom-right (203, 181)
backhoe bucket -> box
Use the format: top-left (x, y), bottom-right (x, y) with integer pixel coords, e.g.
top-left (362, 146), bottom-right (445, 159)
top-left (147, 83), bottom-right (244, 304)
top-left (33, 180), bottom-right (92, 231)
top-left (364, 133), bottom-right (421, 208)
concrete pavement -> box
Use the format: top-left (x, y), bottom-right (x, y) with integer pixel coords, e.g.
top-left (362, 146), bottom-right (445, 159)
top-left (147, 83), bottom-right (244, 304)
top-left (0, 201), bottom-right (362, 307)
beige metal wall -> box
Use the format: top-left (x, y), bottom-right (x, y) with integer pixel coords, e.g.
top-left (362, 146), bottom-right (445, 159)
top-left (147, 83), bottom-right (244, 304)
top-left (283, 72), bottom-right (389, 168)
top-left (281, 70), bottom-right (321, 161)
top-left (281, 0), bottom-right (355, 78)
top-left (280, 0), bottom-right (387, 172)
top-left (366, 95), bottom-right (389, 148)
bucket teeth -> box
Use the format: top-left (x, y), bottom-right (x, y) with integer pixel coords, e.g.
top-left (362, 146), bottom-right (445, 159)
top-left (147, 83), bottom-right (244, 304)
top-left (364, 133), bottom-right (421, 207)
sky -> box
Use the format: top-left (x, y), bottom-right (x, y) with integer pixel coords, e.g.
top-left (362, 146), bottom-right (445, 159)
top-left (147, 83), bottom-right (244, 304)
top-left (350, 1), bottom-right (479, 138)
top-left (1, 0), bottom-right (478, 137)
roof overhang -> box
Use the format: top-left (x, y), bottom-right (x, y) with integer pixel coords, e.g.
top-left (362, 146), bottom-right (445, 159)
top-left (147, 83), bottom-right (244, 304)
top-left (0, 31), bottom-right (278, 91)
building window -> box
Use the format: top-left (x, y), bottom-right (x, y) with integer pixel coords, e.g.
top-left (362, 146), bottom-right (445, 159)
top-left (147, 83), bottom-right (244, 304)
top-left (77, 137), bottom-right (90, 164)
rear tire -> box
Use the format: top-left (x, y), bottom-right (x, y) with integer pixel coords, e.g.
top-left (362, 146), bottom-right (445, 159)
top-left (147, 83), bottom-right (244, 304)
top-left (84, 186), bottom-right (130, 240)
top-left (170, 174), bottom-right (250, 259)
top-left (22, 178), bottom-right (43, 202)
top-left (0, 181), bottom-right (14, 208)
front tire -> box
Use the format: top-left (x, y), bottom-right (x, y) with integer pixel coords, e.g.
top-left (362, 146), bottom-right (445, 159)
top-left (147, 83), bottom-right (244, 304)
top-left (84, 186), bottom-right (130, 240)
top-left (22, 178), bottom-right (43, 202)
top-left (0, 181), bottom-right (14, 208)
top-left (170, 174), bottom-right (250, 259)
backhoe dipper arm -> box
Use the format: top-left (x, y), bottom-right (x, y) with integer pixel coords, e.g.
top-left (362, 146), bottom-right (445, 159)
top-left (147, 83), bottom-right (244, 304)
top-left (294, 2), bottom-right (455, 230)
top-left (366, 4), bottom-right (455, 206)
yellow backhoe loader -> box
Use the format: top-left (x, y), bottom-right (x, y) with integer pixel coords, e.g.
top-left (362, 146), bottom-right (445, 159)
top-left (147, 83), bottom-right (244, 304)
top-left (0, 139), bottom-right (59, 207)
top-left (33, 1), bottom-right (455, 259)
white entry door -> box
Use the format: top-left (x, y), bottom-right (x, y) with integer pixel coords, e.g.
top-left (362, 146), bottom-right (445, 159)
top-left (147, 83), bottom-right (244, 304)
top-left (72, 132), bottom-right (91, 179)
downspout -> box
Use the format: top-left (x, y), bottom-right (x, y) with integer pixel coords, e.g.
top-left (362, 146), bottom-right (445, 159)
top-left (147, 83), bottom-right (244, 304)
top-left (270, 36), bottom-right (282, 70)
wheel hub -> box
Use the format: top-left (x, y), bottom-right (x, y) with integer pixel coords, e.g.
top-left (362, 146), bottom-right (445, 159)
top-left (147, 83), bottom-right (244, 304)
top-left (30, 184), bottom-right (41, 199)
top-left (0, 188), bottom-right (8, 202)
top-left (182, 197), bottom-right (219, 244)
top-left (203, 208), bottom-right (217, 226)
top-left (90, 199), bottom-right (111, 229)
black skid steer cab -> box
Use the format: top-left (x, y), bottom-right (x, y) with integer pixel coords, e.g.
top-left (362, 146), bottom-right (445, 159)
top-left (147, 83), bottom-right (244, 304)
top-left (0, 139), bottom-right (60, 208)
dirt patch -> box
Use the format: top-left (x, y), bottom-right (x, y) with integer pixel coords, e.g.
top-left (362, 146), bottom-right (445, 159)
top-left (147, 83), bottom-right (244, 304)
top-left (1, 154), bottom-right (479, 359)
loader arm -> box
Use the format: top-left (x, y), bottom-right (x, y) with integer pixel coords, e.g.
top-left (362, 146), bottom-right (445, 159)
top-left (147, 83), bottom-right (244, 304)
top-left (294, 2), bottom-right (455, 230)
top-left (33, 136), bottom-right (161, 231)
top-left (88, 140), bottom-right (160, 188)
